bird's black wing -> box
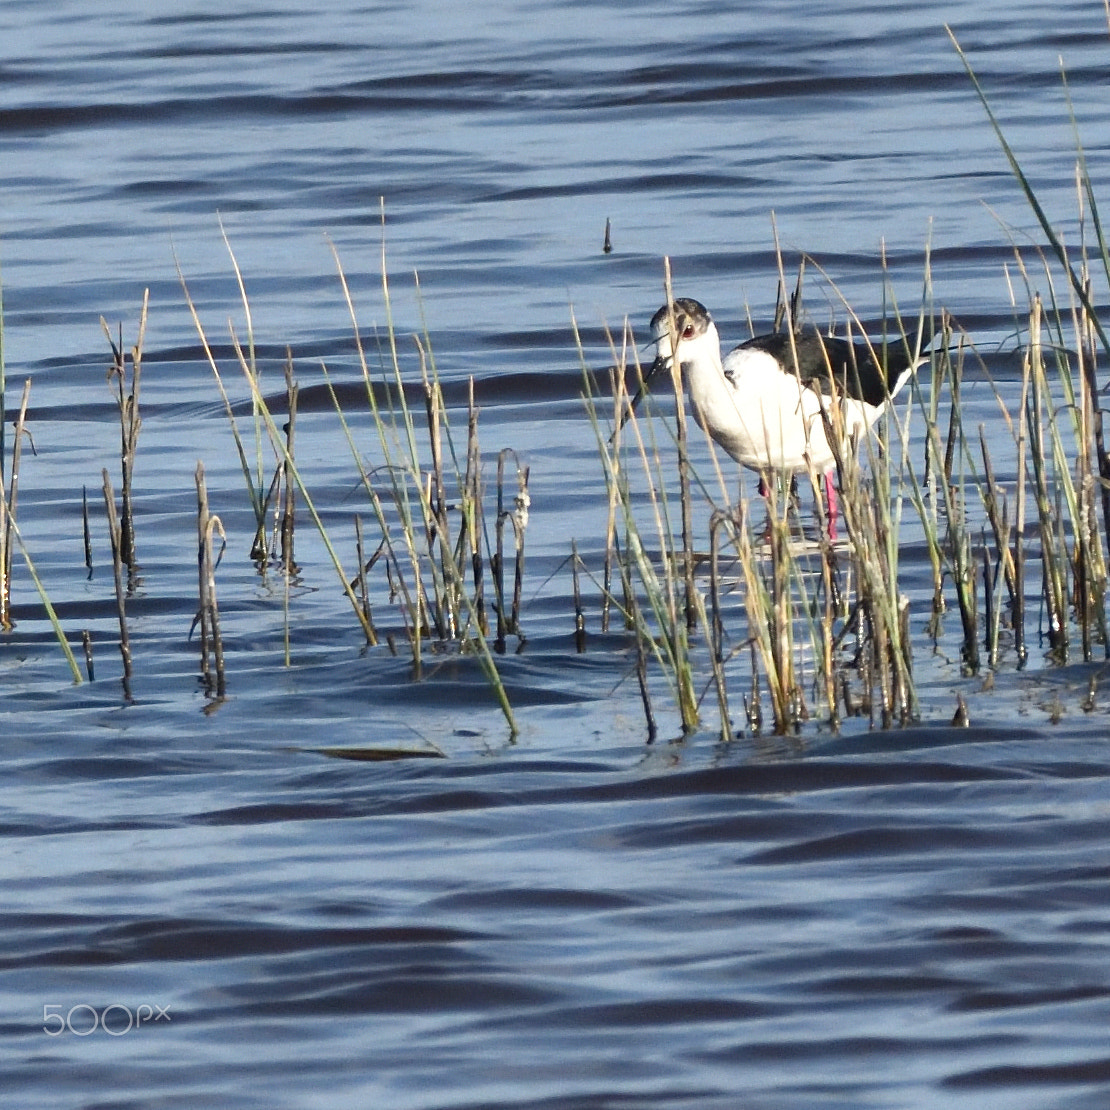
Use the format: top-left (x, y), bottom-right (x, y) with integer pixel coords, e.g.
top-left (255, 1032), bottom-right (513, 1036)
top-left (737, 328), bottom-right (917, 407)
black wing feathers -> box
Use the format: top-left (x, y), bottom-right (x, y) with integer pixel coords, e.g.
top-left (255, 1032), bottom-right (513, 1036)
top-left (738, 328), bottom-right (917, 408)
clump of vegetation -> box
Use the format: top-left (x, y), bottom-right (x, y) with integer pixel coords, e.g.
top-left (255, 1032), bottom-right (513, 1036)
top-left (567, 32), bottom-right (1110, 741)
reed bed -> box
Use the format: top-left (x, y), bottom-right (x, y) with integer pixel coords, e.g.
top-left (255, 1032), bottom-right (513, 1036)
top-left (580, 207), bottom-right (1110, 739)
top-left (177, 229), bottom-right (522, 735)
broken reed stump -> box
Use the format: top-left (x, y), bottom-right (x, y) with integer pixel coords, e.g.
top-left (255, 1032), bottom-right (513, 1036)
top-left (81, 629), bottom-right (95, 682)
top-left (101, 468), bottom-right (133, 700)
top-left (195, 462), bottom-right (227, 698)
top-left (102, 290), bottom-right (147, 570)
top-left (571, 539), bottom-right (586, 653)
top-left (82, 484), bottom-right (93, 576)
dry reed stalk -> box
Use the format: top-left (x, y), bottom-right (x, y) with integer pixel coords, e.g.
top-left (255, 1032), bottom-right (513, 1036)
top-left (601, 364), bottom-right (624, 634)
top-left (417, 337), bottom-right (457, 639)
top-left (708, 512), bottom-right (728, 666)
top-left (768, 489), bottom-right (804, 729)
top-left (707, 511), bottom-right (736, 740)
top-left (1011, 322), bottom-right (1030, 665)
top-left (619, 552), bottom-right (657, 743)
top-left (978, 433), bottom-right (1015, 664)
top-left (0, 478), bottom-right (7, 630)
top-left (612, 533), bottom-right (634, 629)
top-left (494, 449), bottom-right (530, 651)
top-left (280, 352), bottom-right (298, 572)
top-left (1, 379), bottom-right (31, 629)
top-left (597, 321), bottom-right (638, 633)
top-left (1081, 300), bottom-right (1110, 558)
top-left (0, 263), bottom-right (5, 475)
top-left (195, 462), bottom-right (227, 699)
top-left (353, 514), bottom-right (378, 645)
top-left (177, 261), bottom-right (268, 550)
top-left (735, 491), bottom-right (792, 732)
top-left (464, 379), bottom-right (488, 637)
top-left (420, 470), bottom-right (449, 639)
top-left (101, 290), bottom-right (147, 570)
top-left (978, 430), bottom-right (1017, 601)
top-left (661, 259), bottom-right (698, 632)
top-left (101, 468), bottom-right (132, 699)
top-left (510, 463), bottom-right (529, 638)
top-left (1025, 296), bottom-right (1068, 657)
top-left (1065, 278), bottom-right (1108, 655)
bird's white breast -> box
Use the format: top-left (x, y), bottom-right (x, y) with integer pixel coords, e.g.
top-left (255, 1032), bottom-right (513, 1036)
top-left (687, 345), bottom-right (882, 474)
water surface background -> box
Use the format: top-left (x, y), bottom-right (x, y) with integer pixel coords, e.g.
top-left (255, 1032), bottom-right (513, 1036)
top-left (3, 1), bottom-right (1110, 1107)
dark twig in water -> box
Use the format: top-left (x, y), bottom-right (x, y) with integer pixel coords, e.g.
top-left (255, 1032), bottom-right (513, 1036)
top-left (571, 539), bottom-right (586, 653)
top-left (82, 484), bottom-right (93, 576)
top-left (81, 629), bottom-right (94, 682)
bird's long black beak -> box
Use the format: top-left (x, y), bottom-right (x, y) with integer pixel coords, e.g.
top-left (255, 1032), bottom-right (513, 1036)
top-left (614, 351), bottom-right (669, 438)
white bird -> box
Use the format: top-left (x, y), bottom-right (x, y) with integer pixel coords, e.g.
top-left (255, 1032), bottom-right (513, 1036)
top-left (639, 297), bottom-right (927, 520)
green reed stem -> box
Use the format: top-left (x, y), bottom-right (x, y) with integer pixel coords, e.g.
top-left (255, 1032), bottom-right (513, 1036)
top-left (948, 26), bottom-right (1110, 359)
top-left (4, 513), bottom-right (83, 683)
top-left (177, 258), bottom-right (267, 539)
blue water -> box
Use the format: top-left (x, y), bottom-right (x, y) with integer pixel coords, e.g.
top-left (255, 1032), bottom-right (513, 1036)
top-left (3, 1), bottom-right (1110, 1107)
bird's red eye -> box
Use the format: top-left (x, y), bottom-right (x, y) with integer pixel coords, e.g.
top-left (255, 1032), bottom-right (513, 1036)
top-left (682, 324), bottom-right (696, 339)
